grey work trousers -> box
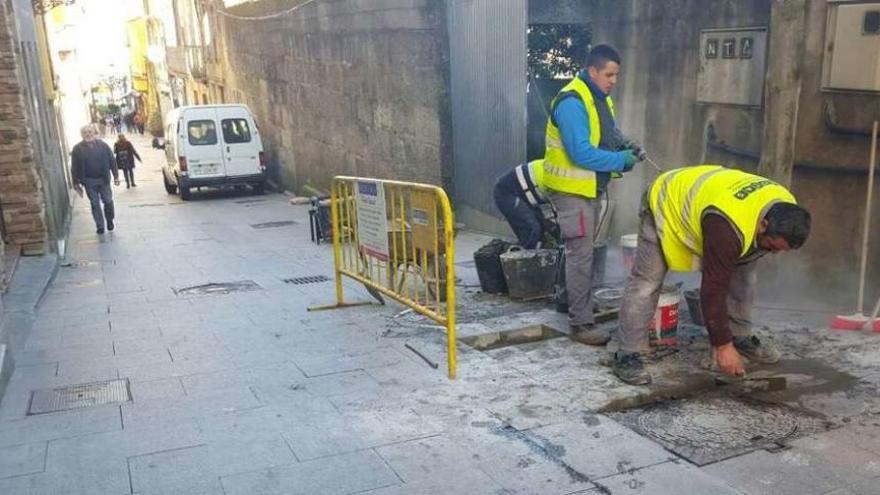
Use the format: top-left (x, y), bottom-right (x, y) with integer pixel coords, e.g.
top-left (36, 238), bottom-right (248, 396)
top-left (616, 210), bottom-right (757, 353)
top-left (551, 192), bottom-right (600, 327)
top-left (83, 178), bottom-right (115, 230)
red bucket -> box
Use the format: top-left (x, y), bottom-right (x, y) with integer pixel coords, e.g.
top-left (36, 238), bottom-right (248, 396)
top-left (648, 286), bottom-right (681, 347)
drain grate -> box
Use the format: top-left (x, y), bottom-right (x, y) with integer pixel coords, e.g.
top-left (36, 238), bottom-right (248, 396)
top-left (283, 275), bottom-right (330, 285)
top-left (609, 396), bottom-right (828, 465)
top-left (61, 260), bottom-right (115, 268)
top-left (175, 280), bottom-right (262, 296)
top-left (251, 220), bottom-right (297, 229)
top-left (28, 379), bottom-right (131, 415)
top-left (129, 203), bottom-right (167, 208)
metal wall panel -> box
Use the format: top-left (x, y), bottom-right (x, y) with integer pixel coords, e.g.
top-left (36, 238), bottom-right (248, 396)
top-left (447, 0), bottom-right (528, 233)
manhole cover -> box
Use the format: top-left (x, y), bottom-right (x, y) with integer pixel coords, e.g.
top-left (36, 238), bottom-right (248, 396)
top-left (283, 275), bottom-right (330, 285)
top-left (175, 280), bottom-right (263, 296)
top-left (251, 220), bottom-right (297, 229)
top-left (610, 396), bottom-right (829, 465)
top-left (28, 379), bottom-right (131, 415)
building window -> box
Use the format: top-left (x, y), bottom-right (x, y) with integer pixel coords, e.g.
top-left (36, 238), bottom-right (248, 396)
top-left (187, 120), bottom-right (217, 145)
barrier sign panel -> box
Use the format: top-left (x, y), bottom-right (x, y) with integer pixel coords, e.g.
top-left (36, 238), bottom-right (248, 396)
top-left (355, 180), bottom-right (389, 260)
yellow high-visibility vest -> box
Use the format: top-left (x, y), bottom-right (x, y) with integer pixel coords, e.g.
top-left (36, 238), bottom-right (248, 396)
top-left (543, 77), bottom-right (615, 199)
top-left (649, 165), bottom-right (797, 272)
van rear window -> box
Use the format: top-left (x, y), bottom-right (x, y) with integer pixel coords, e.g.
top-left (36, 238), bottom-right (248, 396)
top-left (187, 120), bottom-right (218, 146)
top-left (221, 119), bottom-right (252, 144)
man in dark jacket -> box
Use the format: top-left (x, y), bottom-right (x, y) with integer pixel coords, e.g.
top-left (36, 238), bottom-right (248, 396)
top-left (71, 124), bottom-right (119, 234)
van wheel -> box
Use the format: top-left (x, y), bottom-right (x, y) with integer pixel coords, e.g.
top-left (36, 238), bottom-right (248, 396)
top-left (163, 173), bottom-right (177, 194)
top-left (179, 185), bottom-right (192, 201)
top-left (253, 183), bottom-right (265, 195)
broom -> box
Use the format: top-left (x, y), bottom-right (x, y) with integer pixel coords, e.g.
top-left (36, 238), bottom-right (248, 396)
top-left (831, 121), bottom-right (879, 331)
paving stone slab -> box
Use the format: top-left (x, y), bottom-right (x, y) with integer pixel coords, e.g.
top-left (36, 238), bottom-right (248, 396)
top-left (121, 386), bottom-right (261, 428)
top-left (704, 449), bottom-right (849, 495)
top-left (219, 449), bottom-right (399, 495)
top-left (587, 460), bottom-right (743, 494)
top-left (128, 436), bottom-right (295, 494)
top-left (0, 441), bottom-right (47, 479)
top-left (0, 404), bottom-right (122, 448)
top-left (129, 377), bottom-right (186, 402)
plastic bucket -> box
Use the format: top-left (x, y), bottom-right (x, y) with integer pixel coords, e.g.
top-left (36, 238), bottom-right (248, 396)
top-left (500, 247), bottom-right (559, 300)
top-left (474, 239), bottom-right (513, 293)
top-left (647, 285), bottom-right (681, 347)
top-left (620, 234), bottom-right (638, 274)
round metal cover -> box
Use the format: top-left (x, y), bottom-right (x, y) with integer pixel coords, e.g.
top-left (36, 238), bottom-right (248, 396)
top-left (623, 397), bottom-right (819, 465)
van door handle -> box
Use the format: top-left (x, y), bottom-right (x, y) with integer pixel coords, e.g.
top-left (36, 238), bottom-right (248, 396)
top-left (226, 146), bottom-right (230, 153)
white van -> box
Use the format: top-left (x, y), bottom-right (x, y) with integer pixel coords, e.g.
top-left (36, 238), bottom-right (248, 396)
top-left (160, 104), bottom-right (267, 200)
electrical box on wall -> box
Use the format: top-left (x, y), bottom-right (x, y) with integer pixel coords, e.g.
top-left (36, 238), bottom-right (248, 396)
top-left (823, 1), bottom-right (880, 92)
top-left (697, 27), bottom-right (768, 106)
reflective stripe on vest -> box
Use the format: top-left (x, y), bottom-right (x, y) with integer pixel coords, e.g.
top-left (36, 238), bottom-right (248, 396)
top-left (515, 160), bottom-right (547, 206)
top-left (542, 77), bottom-right (614, 199)
top-left (649, 165), bottom-right (797, 272)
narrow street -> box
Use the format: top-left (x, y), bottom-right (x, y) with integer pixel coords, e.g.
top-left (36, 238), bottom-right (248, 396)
top-left (0, 135), bottom-right (876, 494)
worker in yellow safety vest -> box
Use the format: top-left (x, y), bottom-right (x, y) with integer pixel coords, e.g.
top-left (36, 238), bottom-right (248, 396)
top-left (611, 165), bottom-right (811, 385)
top-left (543, 44), bottom-right (645, 346)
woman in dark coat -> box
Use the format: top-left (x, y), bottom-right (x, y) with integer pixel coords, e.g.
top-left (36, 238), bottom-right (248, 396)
top-left (113, 134), bottom-right (142, 188)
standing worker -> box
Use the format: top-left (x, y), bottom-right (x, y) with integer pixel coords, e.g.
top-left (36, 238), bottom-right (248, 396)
top-left (493, 160), bottom-right (555, 249)
top-left (544, 44), bottom-right (645, 345)
top-left (611, 165), bottom-right (811, 385)
top-left (71, 124), bottom-right (120, 234)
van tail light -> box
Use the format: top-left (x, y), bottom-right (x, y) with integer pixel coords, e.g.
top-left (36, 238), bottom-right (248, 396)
top-left (259, 152), bottom-right (267, 172)
top-left (178, 157), bottom-right (188, 172)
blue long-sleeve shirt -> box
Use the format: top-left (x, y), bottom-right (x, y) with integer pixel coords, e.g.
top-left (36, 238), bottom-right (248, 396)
top-left (552, 79), bottom-right (625, 174)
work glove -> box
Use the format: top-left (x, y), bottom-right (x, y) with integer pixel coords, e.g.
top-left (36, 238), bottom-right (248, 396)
top-left (621, 150), bottom-right (638, 172)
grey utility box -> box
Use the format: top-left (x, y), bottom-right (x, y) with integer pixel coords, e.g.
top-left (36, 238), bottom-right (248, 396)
top-left (823, 1), bottom-right (880, 92)
top-left (697, 27), bottom-right (768, 107)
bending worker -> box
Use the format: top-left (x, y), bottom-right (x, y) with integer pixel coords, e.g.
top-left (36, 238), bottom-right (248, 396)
top-left (493, 160), bottom-right (553, 249)
top-left (611, 165), bottom-right (811, 385)
top-left (544, 44), bottom-right (644, 345)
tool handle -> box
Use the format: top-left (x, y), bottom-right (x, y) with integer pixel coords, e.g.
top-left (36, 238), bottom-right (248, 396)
top-left (857, 121), bottom-right (878, 314)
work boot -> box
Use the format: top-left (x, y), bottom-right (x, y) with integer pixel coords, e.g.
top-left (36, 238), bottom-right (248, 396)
top-left (570, 324), bottom-right (610, 345)
top-left (612, 352), bottom-right (652, 385)
top-left (733, 335), bottom-right (780, 364)
top-left (107, 220), bottom-right (114, 231)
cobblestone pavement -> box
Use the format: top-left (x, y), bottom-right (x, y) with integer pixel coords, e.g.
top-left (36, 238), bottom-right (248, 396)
top-left (0, 135), bottom-right (878, 494)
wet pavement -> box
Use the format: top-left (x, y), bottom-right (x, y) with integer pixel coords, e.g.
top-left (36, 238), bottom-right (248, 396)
top-left (0, 134), bottom-right (878, 494)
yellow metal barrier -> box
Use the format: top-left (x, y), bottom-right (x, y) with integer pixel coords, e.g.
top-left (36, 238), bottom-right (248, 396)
top-left (309, 176), bottom-right (457, 379)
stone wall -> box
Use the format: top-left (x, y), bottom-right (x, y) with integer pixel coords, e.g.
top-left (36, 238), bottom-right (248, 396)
top-left (0, 1), bottom-right (48, 254)
top-left (221, 0), bottom-right (451, 193)
top-left (591, 0), bottom-right (880, 306)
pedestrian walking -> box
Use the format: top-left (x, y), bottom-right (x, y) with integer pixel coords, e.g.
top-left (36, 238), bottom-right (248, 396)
top-left (114, 134), bottom-right (141, 188)
top-left (105, 115), bottom-right (116, 135)
top-left (71, 124), bottom-right (120, 234)
top-left (611, 165), bottom-right (811, 385)
top-left (542, 44), bottom-right (645, 346)
top-left (134, 113), bottom-right (145, 135)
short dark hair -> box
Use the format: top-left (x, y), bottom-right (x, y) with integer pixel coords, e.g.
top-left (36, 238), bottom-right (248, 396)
top-left (764, 202), bottom-right (811, 249)
top-left (587, 44), bottom-right (621, 70)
